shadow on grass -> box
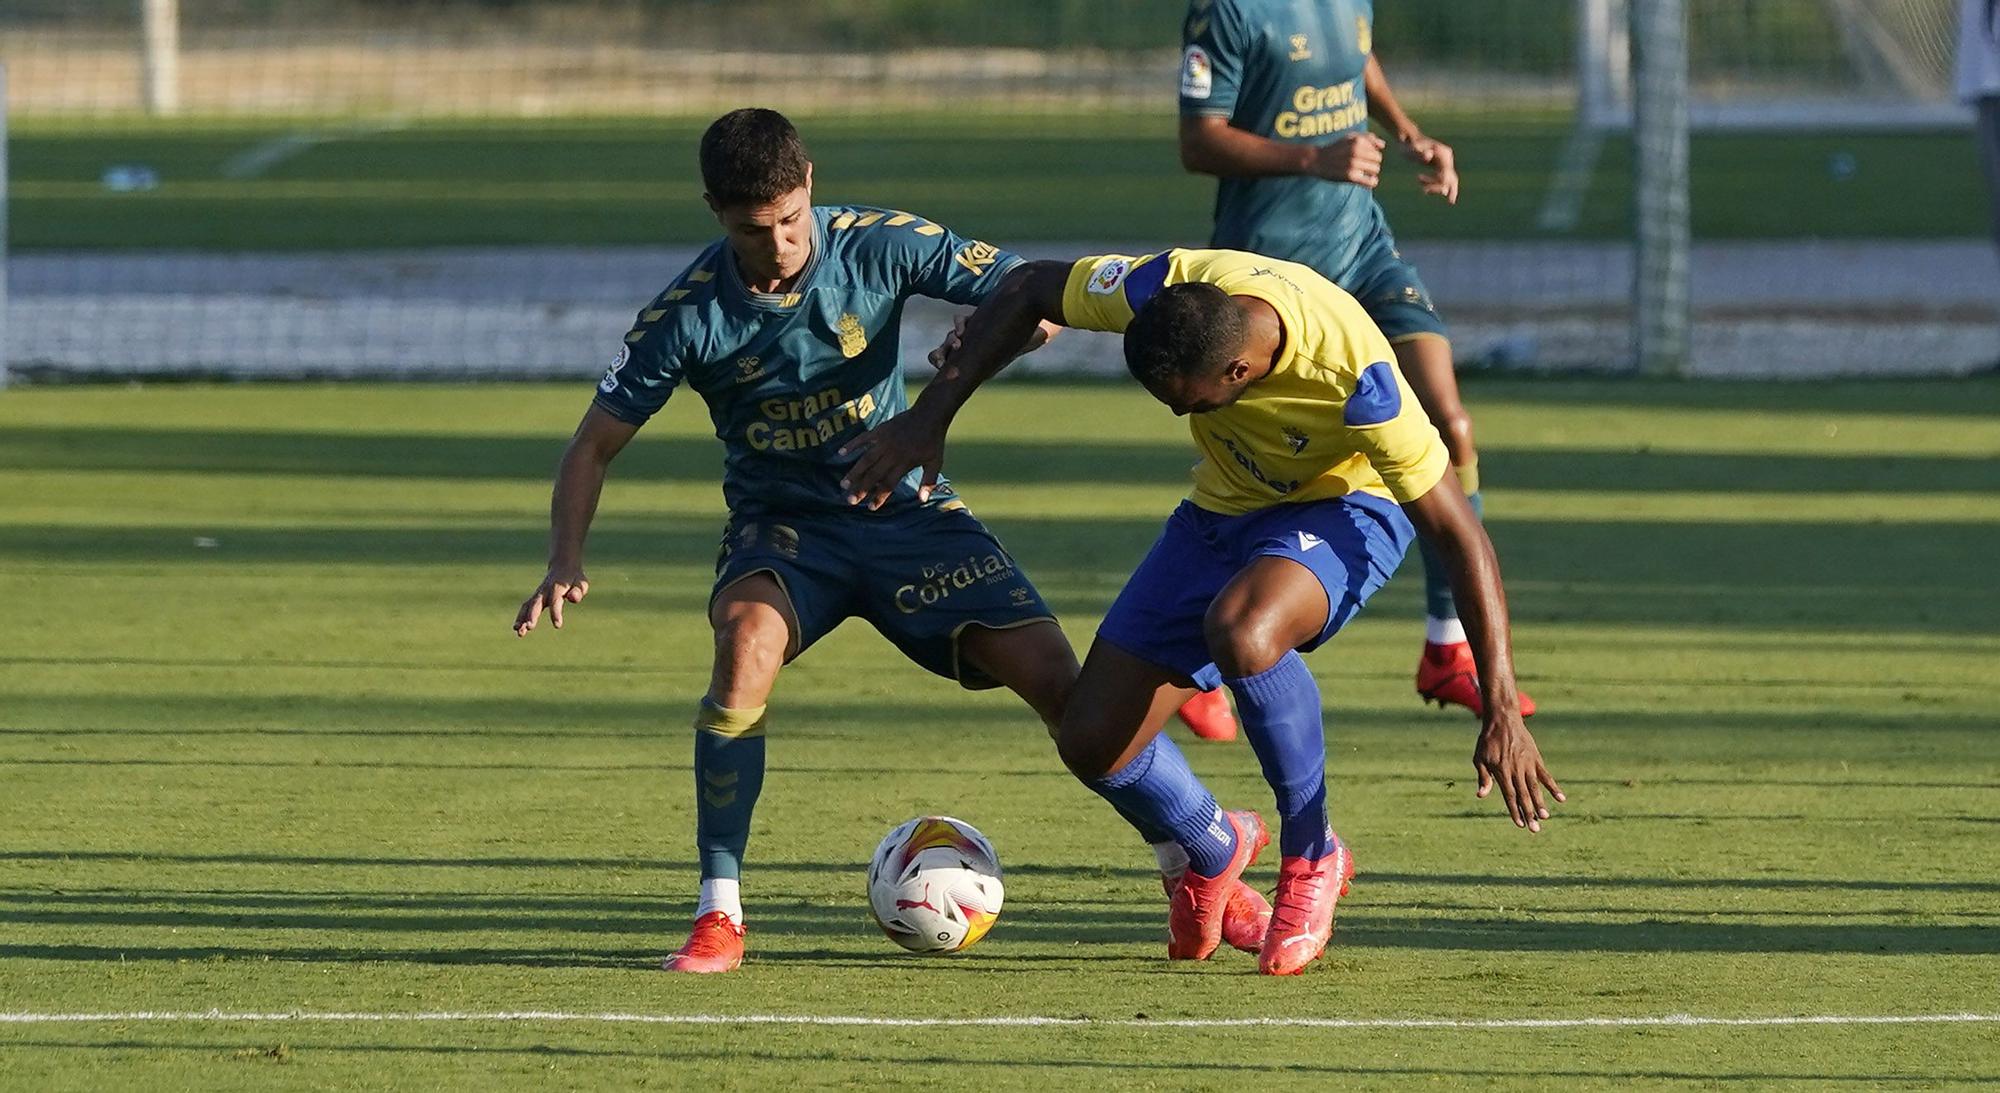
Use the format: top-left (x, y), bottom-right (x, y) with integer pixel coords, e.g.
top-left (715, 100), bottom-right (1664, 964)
top-left (5, 423), bottom-right (1999, 494)
top-left (2, 915), bottom-right (1993, 965)
top-left (0, 1038), bottom-right (1989, 1085)
top-left (1, 515), bottom-right (1994, 632)
top-left (3, 866), bottom-right (1999, 962)
top-left (7, 652), bottom-right (1997, 690)
top-left (12, 855), bottom-right (1997, 897)
top-left (1461, 374), bottom-right (2000, 418)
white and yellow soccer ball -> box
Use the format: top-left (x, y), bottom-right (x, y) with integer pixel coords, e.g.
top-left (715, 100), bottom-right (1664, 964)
top-left (866, 816), bottom-right (1005, 954)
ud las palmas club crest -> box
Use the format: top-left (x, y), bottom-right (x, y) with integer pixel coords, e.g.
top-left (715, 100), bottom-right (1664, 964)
top-left (835, 313), bottom-right (868, 359)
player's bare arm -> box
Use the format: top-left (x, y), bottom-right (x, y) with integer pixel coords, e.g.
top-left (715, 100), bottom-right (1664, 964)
top-left (513, 404), bottom-right (639, 635)
top-left (838, 261), bottom-right (1070, 508)
top-left (927, 315), bottom-right (1061, 371)
top-left (1399, 476), bottom-right (1562, 830)
top-left (1363, 55), bottom-right (1458, 203)
top-left (1179, 114), bottom-right (1385, 188)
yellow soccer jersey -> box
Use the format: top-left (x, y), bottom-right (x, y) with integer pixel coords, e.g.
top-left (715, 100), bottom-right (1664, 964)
top-left (1061, 248), bottom-right (1449, 515)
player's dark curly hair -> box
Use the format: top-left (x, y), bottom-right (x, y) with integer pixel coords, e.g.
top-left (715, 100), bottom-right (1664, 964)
top-left (700, 108), bottom-right (811, 207)
top-left (1123, 282), bottom-right (1248, 387)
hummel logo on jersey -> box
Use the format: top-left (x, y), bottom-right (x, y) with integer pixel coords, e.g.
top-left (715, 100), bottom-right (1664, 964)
top-left (1289, 34), bottom-right (1312, 61)
top-left (1297, 532), bottom-right (1324, 552)
top-left (1282, 425), bottom-right (1310, 454)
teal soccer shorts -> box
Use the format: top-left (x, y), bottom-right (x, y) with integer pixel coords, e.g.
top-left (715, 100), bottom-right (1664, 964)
top-left (711, 500), bottom-right (1055, 689)
top-left (1341, 236), bottom-right (1448, 344)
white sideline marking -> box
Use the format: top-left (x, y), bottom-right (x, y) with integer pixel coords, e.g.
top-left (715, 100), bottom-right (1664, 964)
top-left (2, 1011), bottom-right (1996, 1030)
top-left (219, 118), bottom-right (408, 180)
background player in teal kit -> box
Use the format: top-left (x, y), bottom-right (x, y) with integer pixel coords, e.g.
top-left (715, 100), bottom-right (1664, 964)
top-left (511, 109), bottom-right (1249, 974)
top-left (1177, 0), bottom-right (1536, 716)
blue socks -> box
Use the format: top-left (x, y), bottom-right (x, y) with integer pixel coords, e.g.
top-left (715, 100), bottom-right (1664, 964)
top-left (692, 698), bottom-right (768, 881)
top-left (1419, 487), bottom-right (1483, 623)
top-left (1088, 734), bottom-right (1238, 876)
top-left (1227, 652), bottom-right (1335, 861)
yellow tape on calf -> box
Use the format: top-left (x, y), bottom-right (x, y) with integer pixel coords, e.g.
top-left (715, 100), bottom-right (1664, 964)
top-left (694, 700), bottom-right (768, 739)
top-left (1454, 459), bottom-right (1480, 497)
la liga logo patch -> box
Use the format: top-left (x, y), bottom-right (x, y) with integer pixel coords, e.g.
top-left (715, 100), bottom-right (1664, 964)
top-left (598, 345), bottom-right (629, 393)
top-left (1087, 258), bottom-right (1132, 295)
top-left (1181, 46), bottom-right (1212, 99)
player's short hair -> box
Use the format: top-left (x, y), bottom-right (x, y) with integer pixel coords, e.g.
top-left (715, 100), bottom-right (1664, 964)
top-left (700, 108), bottom-right (811, 207)
top-left (1124, 283), bottom-right (1248, 387)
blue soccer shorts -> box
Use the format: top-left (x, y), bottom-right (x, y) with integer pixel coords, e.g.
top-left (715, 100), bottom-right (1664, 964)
top-left (1096, 493), bottom-right (1415, 690)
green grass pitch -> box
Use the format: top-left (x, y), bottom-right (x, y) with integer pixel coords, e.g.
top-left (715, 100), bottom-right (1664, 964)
top-left (9, 113), bottom-right (1986, 249)
top-left (1, 378), bottom-right (1996, 1088)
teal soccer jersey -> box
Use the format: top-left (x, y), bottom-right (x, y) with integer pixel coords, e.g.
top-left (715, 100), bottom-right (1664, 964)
top-left (593, 206), bottom-right (1021, 514)
top-left (1180, 0), bottom-right (1440, 341)
top-left (591, 206), bottom-right (1051, 688)
top-left (1181, 0), bottom-right (1382, 274)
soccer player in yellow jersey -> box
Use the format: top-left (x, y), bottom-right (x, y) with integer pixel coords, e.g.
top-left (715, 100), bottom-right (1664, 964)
top-left (842, 248), bottom-right (1561, 974)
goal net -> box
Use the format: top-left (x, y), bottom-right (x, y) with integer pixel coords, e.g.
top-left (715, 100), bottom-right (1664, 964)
top-left (1579, 0), bottom-right (1965, 129)
top-left (1, 0), bottom-right (1989, 383)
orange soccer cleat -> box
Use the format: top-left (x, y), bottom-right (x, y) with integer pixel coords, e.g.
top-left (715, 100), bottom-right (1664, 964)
top-left (1175, 688), bottom-right (1239, 741)
top-left (1166, 810), bottom-right (1268, 960)
top-left (1257, 837), bottom-right (1356, 976)
top-left (1416, 641), bottom-right (1537, 718)
top-left (662, 911), bottom-right (745, 974)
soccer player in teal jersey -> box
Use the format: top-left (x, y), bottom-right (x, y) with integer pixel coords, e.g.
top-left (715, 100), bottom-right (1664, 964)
top-left (1176, 0), bottom-right (1537, 717)
top-left (511, 109), bottom-right (1251, 973)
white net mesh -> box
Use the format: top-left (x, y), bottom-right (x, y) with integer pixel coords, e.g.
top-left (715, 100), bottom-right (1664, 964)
top-left (2, 0), bottom-right (1991, 381)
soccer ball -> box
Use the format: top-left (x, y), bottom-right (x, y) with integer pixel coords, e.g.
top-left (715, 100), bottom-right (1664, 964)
top-left (866, 816), bottom-right (1005, 954)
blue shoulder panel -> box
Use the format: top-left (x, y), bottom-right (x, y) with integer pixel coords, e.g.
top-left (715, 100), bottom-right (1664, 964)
top-left (1343, 360), bottom-right (1402, 426)
top-left (1122, 255), bottom-right (1171, 313)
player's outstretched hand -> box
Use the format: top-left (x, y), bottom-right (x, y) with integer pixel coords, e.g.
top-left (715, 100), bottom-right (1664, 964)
top-left (1399, 133), bottom-right (1459, 204)
top-left (928, 314), bottom-right (970, 372)
top-left (514, 565), bottom-right (589, 636)
top-left (839, 409), bottom-right (945, 511)
top-left (929, 316), bottom-right (1059, 373)
top-left (1310, 133), bottom-right (1386, 188)
top-left (1473, 713), bottom-right (1564, 833)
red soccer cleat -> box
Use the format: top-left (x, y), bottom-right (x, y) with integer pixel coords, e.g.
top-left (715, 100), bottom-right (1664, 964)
top-left (1158, 876), bottom-right (1270, 954)
top-left (1416, 641), bottom-right (1537, 718)
top-left (1223, 881), bottom-right (1274, 953)
top-left (1257, 836), bottom-right (1357, 976)
top-left (1175, 688), bottom-right (1238, 742)
top-left (1167, 810), bottom-right (1267, 960)
top-left (662, 911), bottom-right (745, 974)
